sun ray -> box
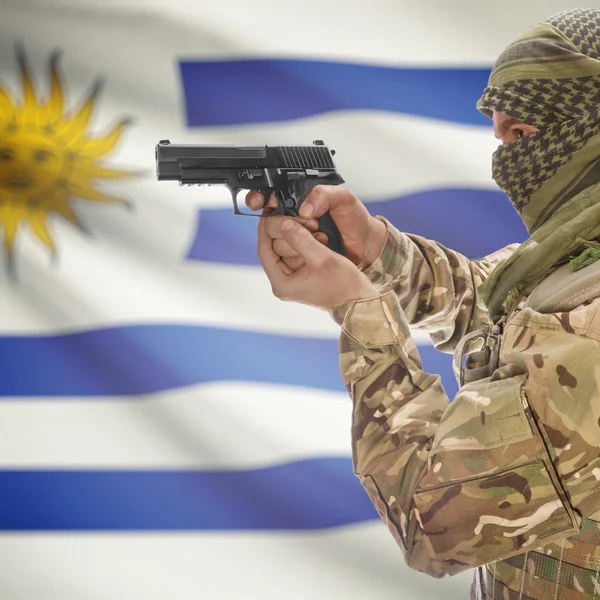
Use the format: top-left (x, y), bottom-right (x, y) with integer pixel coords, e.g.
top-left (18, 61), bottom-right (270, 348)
top-left (0, 48), bottom-right (134, 266)
top-left (68, 182), bottom-right (128, 206)
top-left (1, 207), bottom-right (22, 256)
top-left (74, 160), bottom-right (136, 179)
top-left (0, 86), bottom-right (16, 122)
top-left (75, 117), bottom-right (131, 157)
top-left (57, 79), bottom-right (103, 146)
top-left (16, 45), bottom-right (43, 127)
top-left (52, 199), bottom-right (87, 232)
top-left (28, 208), bottom-right (56, 251)
top-left (45, 51), bottom-right (64, 125)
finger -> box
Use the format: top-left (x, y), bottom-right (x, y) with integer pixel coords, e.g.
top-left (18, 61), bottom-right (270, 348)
top-left (282, 256), bottom-right (305, 271)
top-left (303, 218), bottom-right (320, 233)
top-left (273, 238), bottom-right (299, 258)
top-left (299, 185), bottom-right (354, 218)
top-left (257, 214), bottom-right (283, 273)
top-left (273, 232), bottom-right (327, 257)
top-left (257, 216), bottom-right (295, 277)
top-left (278, 260), bottom-right (294, 276)
top-left (266, 193), bottom-right (278, 210)
top-left (246, 190), bottom-right (265, 211)
top-left (280, 219), bottom-right (329, 264)
top-left (264, 215), bottom-right (319, 239)
top-left (263, 215), bottom-right (287, 239)
top-left (314, 232), bottom-right (328, 246)
top-left (261, 206), bottom-right (277, 217)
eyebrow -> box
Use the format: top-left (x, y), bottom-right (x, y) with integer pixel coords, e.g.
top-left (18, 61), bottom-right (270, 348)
top-left (494, 117), bottom-right (523, 139)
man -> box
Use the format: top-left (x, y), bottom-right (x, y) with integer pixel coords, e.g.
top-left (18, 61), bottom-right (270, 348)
top-left (247, 8), bottom-right (600, 599)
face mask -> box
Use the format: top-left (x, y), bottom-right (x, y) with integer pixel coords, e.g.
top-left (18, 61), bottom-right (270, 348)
top-left (491, 111), bottom-right (600, 234)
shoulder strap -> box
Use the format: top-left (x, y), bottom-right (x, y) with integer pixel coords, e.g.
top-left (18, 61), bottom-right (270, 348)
top-left (527, 259), bottom-right (600, 313)
top-left (455, 261), bottom-right (600, 387)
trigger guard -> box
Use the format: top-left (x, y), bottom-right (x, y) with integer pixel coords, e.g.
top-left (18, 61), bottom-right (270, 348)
top-left (231, 188), bottom-right (244, 215)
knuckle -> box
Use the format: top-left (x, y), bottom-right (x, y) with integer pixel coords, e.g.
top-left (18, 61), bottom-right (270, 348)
top-left (334, 185), bottom-right (357, 206)
top-left (305, 184), bottom-right (320, 202)
top-left (308, 184), bottom-right (326, 204)
top-left (273, 239), bottom-right (292, 256)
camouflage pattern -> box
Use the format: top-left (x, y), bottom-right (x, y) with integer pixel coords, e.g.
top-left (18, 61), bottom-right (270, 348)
top-left (331, 218), bottom-right (600, 598)
top-left (485, 521), bottom-right (600, 599)
top-left (352, 216), bottom-right (519, 353)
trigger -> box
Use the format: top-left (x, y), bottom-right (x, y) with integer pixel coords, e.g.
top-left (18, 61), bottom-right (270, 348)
top-left (260, 188), bottom-right (284, 215)
top-left (259, 189), bottom-right (270, 205)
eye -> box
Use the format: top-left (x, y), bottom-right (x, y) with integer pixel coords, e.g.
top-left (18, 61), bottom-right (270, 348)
top-left (0, 148), bottom-right (15, 162)
top-left (507, 125), bottom-right (526, 140)
top-left (34, 149), bottom-right (53, 162)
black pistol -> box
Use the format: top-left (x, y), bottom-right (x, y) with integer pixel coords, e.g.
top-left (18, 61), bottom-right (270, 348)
top-left (155, 139), bottom-right (344, 254)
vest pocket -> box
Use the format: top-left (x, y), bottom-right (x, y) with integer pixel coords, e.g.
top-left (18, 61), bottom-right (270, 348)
top-left (412, 374), bottom-right (579, 575)
top-left (413, 460), bottom-right (578, 575)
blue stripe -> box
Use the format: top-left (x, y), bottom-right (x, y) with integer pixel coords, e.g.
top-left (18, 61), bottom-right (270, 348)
top-left (0, 325), bottom-right (457, 398)
top-left (188, 188), bottom-right (528, 266)
top-left (0, 458), bottom-right (377, 530)
top-left (180, 59), bottom-right (491, 126)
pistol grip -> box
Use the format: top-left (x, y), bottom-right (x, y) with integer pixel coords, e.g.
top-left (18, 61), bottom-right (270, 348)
top-left (316, 212), bottom-right (343, 254)
top-left (291, 179), bottom-right (344, 255)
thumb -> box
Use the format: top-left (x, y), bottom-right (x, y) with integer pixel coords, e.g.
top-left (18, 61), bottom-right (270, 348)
top-left (299, 185), bottom-right (353, 218)
top-left (280, 219), bottom-right (328, 263)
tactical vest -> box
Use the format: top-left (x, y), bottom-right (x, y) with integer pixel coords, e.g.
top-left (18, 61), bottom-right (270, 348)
top-left (472, 518), bottom-right (600, 599)
top-left (456, 259), bottom-right (600, 600)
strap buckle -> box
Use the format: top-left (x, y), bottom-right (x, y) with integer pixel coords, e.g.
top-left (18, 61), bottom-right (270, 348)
top-left (453, 317), bottom-right (506, 387)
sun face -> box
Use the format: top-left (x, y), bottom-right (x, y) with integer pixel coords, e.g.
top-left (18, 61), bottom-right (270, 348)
top-left (0, 49), bottom-right (132, 267)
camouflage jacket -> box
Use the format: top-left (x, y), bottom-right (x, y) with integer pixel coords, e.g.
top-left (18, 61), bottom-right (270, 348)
top-left (331, 217), bottom-right (600, 580)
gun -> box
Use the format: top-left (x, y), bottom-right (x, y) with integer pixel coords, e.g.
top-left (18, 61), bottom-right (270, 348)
top-left (155, 139), bottom-right (344, 254)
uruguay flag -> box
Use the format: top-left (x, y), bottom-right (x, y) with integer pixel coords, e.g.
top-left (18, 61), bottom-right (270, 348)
top-left (0, 0), bottom-right (568, 598)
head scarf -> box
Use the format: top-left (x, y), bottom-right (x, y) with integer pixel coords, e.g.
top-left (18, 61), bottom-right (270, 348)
top-left (475, 9), bottom-right (600, 318)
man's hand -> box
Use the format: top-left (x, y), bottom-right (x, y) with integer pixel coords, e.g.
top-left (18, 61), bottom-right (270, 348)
top-left (258, 216), bottom-right (379, 310)
top-left (246, 185), bottom-right (388, 271)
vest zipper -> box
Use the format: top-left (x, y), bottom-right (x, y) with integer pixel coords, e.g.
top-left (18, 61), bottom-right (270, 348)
top-left (519, 389), bottom-right (579, 530)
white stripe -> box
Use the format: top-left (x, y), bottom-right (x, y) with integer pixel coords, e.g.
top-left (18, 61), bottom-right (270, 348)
top-left (0, 523), bottom-right (473, 600)
top-left (147, 110), bottom-right (501, 208)
top-left (0, 200), bottom-right (434, 343)
top-left (0, 383), bottom-right (351, 469)
top-left (0, 235), bottom-right (338, 337)
top-left (2, 0), bottom-right (585, 66)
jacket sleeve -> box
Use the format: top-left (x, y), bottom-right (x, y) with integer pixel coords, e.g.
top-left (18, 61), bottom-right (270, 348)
top-left (331, 291), bottom-right (583, 578)
top-left (363, 217), bottom-right (519, 352)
